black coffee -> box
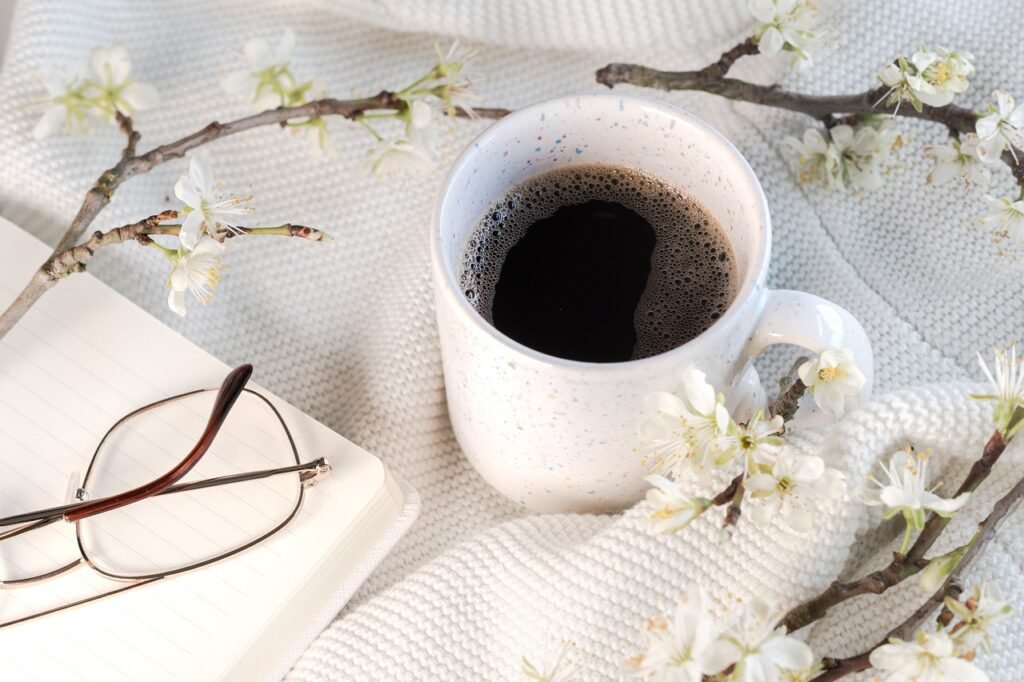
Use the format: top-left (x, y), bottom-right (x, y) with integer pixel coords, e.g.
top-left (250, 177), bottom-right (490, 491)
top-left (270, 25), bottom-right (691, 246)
top-left (459, 164), bottom-right (737, 363)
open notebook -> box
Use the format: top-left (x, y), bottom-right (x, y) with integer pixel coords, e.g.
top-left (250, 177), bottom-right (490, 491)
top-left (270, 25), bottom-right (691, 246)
top-left (0, 218), bottom-right (418, 681)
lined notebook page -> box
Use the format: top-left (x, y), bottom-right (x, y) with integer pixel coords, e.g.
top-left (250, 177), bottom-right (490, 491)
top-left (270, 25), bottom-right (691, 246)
top-left (0, 218), bottom-right (395, 680)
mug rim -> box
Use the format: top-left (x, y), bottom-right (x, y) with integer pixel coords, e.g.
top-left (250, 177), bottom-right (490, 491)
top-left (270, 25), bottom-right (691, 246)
top-left (431, 93), bottom-right (771, 372)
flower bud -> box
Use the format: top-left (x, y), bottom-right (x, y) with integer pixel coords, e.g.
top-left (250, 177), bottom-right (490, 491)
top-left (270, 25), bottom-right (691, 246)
top-left (918, 545), bottom-right (967, 593)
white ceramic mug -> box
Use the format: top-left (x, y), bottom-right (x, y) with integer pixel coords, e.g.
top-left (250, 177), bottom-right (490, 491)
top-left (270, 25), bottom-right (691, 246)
top-left (431, 94), bottom-right (873, 513)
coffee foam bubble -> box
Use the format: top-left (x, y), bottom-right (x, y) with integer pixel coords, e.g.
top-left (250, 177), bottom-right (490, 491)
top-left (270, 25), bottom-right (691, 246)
top-left (460, 163), bottom-right (737, 360)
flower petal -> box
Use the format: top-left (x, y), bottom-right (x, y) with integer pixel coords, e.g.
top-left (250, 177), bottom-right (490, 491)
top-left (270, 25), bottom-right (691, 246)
top-left (90, 46), bottom-right (131, 86)
top-left (746, 473), bottom-right (777, 494)
top-left (760, 633), bottom-right (814, 670)
top-left (179, 210), bottom-right (206, 250)
top-left (793, 455), bottom-right (824, 482)
top-left (680, 367), bottom-right (716, 414)
top-left (32, 105), bottom-right (67, 140)
top-left (749, 0), bottom-right (776, 24)
top-left (976, 113), bottom-right (1001, 141)
top-left (189, 151), bottom-right (215, 197)
top-left (783, 502), bottom-right (815, 533)
top-left (174, 177), bottom-right (201, 210)
top-left (921, 491), bottom-right (970, 515)
top-left (700, 638), bottom-right (740, 675)
top-left (222, 70), bottom-right (252, 98)
top-left (758, 27), bottom-right (784, 57)
top-left (880, 485), bottom-right (919, 510)
top-left (645, 391), bottom-right (689, 418)
top-left (168, 287), bottom-right (187, 316)
top-left (814, 385), bottom-right (845, 417)
top-left (243, 37), bottom-right (275, 70)
top-left (928, 162), bottom-right (959, 186)
top-left (275, 28), bottom-right (295, 63)
top-left (120, 82), bottom-right (159, 111)
top-left (938, 658), bottom-right (990, 682)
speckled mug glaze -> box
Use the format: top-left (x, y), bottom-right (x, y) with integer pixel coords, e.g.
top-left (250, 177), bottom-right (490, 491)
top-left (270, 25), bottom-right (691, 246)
top-left (432, 94), bottom-right (874, 513)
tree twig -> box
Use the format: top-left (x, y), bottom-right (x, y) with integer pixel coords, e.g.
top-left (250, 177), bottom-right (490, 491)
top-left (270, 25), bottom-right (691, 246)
top-left (812, 469), bottom-right (1024, 681)
top-left (722, 474), bottom-right (745, 530)
top-left (768, 356), bottom-right (809, 422)
top-left (698, 37), bottom-right (760, 80)
top-left (115, 112), bottom-right (140, 160)
top-left (712, 473), bottom-right (744, 506)
top-left (782, 430), bottom-right (1009, 632)
top-left (0, 92), bottom-right (509, 338)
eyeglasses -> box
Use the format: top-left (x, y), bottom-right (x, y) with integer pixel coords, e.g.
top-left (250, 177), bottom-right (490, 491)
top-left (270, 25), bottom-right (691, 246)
top-left (0, 364), bottom-right (330, 628)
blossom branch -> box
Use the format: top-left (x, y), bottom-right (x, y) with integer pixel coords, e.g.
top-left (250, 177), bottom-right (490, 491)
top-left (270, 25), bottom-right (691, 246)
top-left (0, 92), bottom-right (509, 338)
top-left (596, 43), bottom-right (976, 132)
top-left (812, 467), bottom-right (1024, 681)
top-left (595, 42), bottom-right (1024, 184)
top-left (782, 429), bottom-right (1009, 632)
top-left (0, 210), bottom-right (331, 331)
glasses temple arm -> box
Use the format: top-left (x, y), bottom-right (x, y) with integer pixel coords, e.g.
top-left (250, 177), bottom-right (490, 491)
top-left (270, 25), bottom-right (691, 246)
top-left (0, 458), bottom-right (329, 539)
top-left (62, 364), bottom-right (253, 523)
top-left (154, 458), bottom-right (330, 495)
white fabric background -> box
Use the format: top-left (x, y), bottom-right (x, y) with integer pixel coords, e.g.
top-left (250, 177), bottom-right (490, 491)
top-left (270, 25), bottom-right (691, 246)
top-left (0, 0), bottom-right (1022, 679)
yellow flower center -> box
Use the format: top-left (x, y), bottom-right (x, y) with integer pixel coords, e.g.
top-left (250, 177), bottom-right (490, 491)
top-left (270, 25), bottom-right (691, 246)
top-left (817, 366), bottom-right (847, 382)
top-left (931, 62), bottom-right (950, 85)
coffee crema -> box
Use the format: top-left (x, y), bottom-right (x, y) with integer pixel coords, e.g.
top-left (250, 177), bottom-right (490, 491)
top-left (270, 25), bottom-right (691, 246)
top-left (459, 164), bottom-right (738, 363)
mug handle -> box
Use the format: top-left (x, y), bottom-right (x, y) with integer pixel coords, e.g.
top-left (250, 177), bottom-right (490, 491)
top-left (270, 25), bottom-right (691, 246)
top-left (743, 289), bottom-right (874, 422)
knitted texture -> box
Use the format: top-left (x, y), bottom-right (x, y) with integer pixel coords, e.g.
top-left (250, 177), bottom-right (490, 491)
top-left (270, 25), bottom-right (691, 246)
top-left (0, 0), bottom-right (1021, 679)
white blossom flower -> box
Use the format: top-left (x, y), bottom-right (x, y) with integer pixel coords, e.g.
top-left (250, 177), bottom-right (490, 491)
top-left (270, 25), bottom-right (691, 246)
top-left (946, 583), bottom-right (1012, 653)
top-left (174, 151), bottom-right (254, 250)
top-left (521, 641), bottom-right (578, 682)
top-left (971, 344), bottom-right (1024, 437)
top-left (166, 237), bottom-right (225, 316)
top-left (719, 410), bottom-right (785, 469)
top-left (878, 48), bottom-right (973, 111)
top-left (626, 586), bottom-right (722, 681)
top-left (222, 28), bottom-right (296, 109)
top-left (639, 368), bottom-right (731, 477)
top-left (33, 45), bottom-right (157, 138)
top-left (798, 347), bottom-right (866, 418)
top-left (703, 597), bottom-right (815, 682)
top-left (32, 62), bottom-right (92, 139)
top-left (747, 451), bottom-right (846, 533)
top-left (364, 138), bottom-right (434, 178)
top-left (749, 0), bottom-right (817, 62)
top-left (89, 46), bottom-right (159, 118)
top-left (860, 450), bottom-right (970, 552)
top-left (979, 195), bottom-right (1024, 245)
top-left (923, 134), bottom-right (991, 187)
top-left (786, 122), bottom-right (902, 192)
top-left (432, 41), bottom-right (482, 118)
top-left (645, 475), bottom-right (712, 534)
top-left (975, 90), bottom-right (1024, 163)
top-left (869, 630), bottom-right (988, 682)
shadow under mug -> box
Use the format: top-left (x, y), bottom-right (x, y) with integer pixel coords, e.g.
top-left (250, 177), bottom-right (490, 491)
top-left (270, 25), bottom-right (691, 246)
top-left (431, 94), bottom-right (874, 514)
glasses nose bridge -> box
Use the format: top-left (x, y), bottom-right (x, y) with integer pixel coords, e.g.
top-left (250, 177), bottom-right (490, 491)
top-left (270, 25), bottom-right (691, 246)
top-left (65, 468), bottom-right (88, 503)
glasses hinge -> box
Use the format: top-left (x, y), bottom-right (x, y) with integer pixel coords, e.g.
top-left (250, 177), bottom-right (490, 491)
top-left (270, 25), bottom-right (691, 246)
top-left (300, 460), bottom-right (332, 488)
top-left (75, 488), bottom-right (89, 501)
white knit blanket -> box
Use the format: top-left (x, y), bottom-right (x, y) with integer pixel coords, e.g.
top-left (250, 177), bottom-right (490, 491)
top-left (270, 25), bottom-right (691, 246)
top-left (1, 0), bottom-right (1023, 679)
